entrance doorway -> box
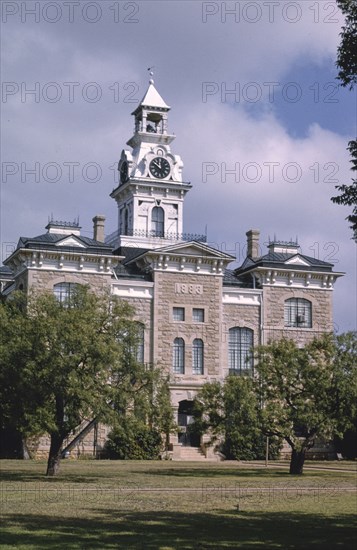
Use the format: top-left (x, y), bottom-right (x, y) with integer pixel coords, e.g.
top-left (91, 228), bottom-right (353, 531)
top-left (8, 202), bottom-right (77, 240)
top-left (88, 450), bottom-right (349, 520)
top-left (177, 400), bottom-right (200, 447)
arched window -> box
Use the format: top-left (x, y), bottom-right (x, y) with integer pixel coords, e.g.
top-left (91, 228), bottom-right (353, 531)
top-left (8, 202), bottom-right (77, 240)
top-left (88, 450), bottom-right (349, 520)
top-left (192, 339), bottom-right (204, 375)
top-left (228, 327), bottom-right (254, 375)
top-left (173, 338), bottom-right (185, 374)
top-left (151, 206), bottom-right (164, 237)
top-left (284, 298), bottom-right (312, 328)
top-left (53, 282), bottom-right (80, 304)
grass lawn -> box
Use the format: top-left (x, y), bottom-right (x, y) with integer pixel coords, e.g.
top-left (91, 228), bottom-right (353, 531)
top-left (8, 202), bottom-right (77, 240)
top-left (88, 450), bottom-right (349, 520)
top-left (0, 459), bottom-right (356, 549)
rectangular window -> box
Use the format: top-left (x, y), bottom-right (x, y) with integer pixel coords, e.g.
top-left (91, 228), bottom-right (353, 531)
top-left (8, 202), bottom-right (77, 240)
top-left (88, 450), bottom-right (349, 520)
top-left (193, 308), bottom-right (204, 322)
top-left (173, 307), bottom-right (185, 322)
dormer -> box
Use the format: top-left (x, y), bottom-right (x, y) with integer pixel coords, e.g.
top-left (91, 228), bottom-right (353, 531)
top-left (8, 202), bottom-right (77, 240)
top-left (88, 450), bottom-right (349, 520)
top-left (267, 240), bottom-right (300, 255)
top-left (46, 219), bottom-right (81, 237)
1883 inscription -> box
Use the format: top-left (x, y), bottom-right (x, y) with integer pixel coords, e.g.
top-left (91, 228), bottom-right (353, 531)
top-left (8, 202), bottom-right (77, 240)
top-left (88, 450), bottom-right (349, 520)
top-left (175, 283), bottom-right (203, 295)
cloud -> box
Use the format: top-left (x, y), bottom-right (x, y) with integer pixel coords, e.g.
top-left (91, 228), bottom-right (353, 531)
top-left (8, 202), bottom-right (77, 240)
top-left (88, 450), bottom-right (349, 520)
top-left (1, 1), bottom-right (355, 331)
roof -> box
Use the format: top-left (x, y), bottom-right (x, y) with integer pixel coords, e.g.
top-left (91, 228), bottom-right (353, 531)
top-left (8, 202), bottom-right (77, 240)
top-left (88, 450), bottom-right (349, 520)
top-left (14, 233), bottom-right (114, 255)
top-left (0, 265), bottom-right (14, 277)
top-left (138, 82), bottom-right (170, 110)
top-left (223, 268), bottom-right (251, 287)
top-left (114, 246), bottom-right (150, 265)
top-left (132, 82), bottom-right (170, 116)
top-left (235, 251), bottom-right (335, 276)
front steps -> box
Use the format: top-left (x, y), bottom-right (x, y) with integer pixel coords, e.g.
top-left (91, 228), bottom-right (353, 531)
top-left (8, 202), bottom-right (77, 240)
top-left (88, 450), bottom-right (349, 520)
top-left (174, 446), bottom-right (220, 461)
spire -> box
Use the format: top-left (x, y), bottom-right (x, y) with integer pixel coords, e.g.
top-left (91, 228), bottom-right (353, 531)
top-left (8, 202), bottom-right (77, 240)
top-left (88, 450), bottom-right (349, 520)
top-left (136, 82), bottom-right (170, 111)
top-left (132, 68), bottom-right (170, 115)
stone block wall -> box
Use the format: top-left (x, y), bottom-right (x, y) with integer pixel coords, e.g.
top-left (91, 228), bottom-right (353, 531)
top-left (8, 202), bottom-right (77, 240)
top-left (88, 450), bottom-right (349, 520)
top-left (153, 271), bottom-right (223, 378)
top-left (263, 286), bottom-right (333, 345)
top-left (27, 270), bottom-right (112, 293)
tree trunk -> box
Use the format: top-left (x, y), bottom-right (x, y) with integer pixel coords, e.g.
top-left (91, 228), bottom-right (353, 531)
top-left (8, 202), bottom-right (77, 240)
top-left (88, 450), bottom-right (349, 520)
top-left (289, 448), bottom-right (307, 475)
top-left (46, 434), bottom-right (63, 476)
top-left (22, 439), bottom-right (31, 460)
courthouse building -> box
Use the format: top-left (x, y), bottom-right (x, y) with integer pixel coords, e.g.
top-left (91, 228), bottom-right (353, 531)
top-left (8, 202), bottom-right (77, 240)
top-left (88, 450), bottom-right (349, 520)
top-left (1, 79), bottom-right (343, 459)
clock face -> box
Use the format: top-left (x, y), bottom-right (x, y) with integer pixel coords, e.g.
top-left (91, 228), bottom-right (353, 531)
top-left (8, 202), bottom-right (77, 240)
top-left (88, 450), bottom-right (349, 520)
top-left (120, 161), bottom-right (129, 183)
top-left (149, 157), bottom-right (170, 179)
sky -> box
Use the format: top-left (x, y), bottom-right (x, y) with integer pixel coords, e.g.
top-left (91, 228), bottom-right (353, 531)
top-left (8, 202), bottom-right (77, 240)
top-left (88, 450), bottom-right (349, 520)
top-left (1, 0), bottom-right (356, 332)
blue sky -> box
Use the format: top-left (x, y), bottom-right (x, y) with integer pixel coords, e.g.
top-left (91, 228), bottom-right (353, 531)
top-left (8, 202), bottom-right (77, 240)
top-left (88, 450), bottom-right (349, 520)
top-left (1, 0), bottom-right (356, 332)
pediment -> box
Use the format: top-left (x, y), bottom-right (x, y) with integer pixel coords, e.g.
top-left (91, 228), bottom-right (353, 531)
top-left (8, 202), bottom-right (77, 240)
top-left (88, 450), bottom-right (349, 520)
top-left (55, 236), bottom-right (86, 248)
top-left (284, 255), bottom-right (311, 267)
top-left (151, 241), bottom-right (234, 260)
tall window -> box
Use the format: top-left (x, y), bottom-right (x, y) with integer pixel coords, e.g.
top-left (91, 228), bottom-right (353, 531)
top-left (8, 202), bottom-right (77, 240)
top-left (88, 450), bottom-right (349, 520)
top-left (135, 323), bottom-right (145, 363)
top-left (284, 298), bottom-right (312, 328)
top-left (192, 339), bottom-right (204, 374)
top-left (151, 206), bottom-right (164, 237)
top-left (228, 327), bottom-right (254, 375)
top-left (124, 208), bottom-right (129, 235)
top-left (173, 338), bottom-right (185, 374)
top-left (53, 282), bottom-right (80, 304)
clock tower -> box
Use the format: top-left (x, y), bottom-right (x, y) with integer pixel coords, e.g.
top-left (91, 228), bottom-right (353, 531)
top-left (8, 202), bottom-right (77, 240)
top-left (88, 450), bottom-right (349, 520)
top-left (110, 76), bottom-right (193, 249)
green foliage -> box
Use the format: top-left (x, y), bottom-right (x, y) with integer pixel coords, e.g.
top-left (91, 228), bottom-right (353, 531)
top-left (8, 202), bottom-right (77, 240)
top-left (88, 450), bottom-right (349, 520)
top-left (336, 0), bottom-right (357, 89)
top-left (333, 1), bottom-right (357, 240)
top-left (256, 333), bottom-right (357, 472)
top-left (193, 376), bottom-right (281, 460)
top-left (105, 418), bottom-right (162, 460)
top-left (331, 140), bottom-right (357, 241)
top-left (0, 287), bottom-right (155, 474)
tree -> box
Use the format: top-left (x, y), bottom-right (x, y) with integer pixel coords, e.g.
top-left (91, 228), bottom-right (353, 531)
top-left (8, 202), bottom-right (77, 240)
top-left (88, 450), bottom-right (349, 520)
top-left (256, 333), bottom-right (357, 474)
top-left (336, 0), bottom-right (357, 89)
top-left (331, 140), bottom-right (357, 241)
top-left (0, 287), bottom-right (154, 476)
top-left (332, 0), bottom-right (357, 240)
top-left (105, 373), bottom-right (176, 459)
top-left (193, 376), bottom-right (281, 460)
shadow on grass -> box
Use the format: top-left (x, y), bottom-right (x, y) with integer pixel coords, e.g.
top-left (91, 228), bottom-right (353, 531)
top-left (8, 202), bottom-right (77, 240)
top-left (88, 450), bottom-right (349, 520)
top-left (0, 469), bottom-right (101, 484)
top-left (134, 467), bottom-right (296, 479)
top-left (1, 509), bottom-right (356, 549)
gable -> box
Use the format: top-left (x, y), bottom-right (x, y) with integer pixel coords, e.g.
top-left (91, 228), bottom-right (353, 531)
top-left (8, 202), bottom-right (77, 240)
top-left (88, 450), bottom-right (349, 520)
top-left (284, 255), bottom-right (311, 267)
top-left (151, 241), bottom-right (234, 260)
top-left (55, 236), bottom-right (87, 248)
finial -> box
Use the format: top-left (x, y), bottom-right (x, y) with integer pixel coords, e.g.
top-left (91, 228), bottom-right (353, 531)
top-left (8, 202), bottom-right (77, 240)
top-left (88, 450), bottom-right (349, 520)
top-left (147, 66), bottom-right (155, 84)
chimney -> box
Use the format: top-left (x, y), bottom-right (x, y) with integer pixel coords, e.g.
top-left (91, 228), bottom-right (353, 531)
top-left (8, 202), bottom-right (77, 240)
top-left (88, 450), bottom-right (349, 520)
top-left (246, 229), bottom-right (260, 260)
top-left (92, 215), bottom-right (105, 243)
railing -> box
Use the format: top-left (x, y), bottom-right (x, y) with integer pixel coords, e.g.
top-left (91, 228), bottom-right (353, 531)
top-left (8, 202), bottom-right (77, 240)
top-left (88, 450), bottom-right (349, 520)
top-left (61, 418), bottom-right (98, 457)
top-left (105, 229), bottom-right (207, 245)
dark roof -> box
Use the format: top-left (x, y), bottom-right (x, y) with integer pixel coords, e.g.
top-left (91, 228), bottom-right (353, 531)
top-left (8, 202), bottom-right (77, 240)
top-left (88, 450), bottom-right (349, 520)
top-left (235, 251), bottom-right (334, 275)
top-left (223, 269), bottom-right (248, 287)
top-left (113, 263), bottom-right (152, 281)
top-left (16, 233), bottom-right (113, 254)
top-left (113, 246), bottom-right (150, 265)
top-left (0, 265), bottom-right (14, 280)
top-left (112, 247), bottom-right (152, 281)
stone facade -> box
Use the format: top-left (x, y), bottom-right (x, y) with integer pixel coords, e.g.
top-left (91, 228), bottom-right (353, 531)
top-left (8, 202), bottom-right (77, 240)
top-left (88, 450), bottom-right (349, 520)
top-left (1, 81), bottom-right (344, 461)
top-left (153, 271), bottom-right (223, 379)
top-left (262, 286), bottom-right (333, 345)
